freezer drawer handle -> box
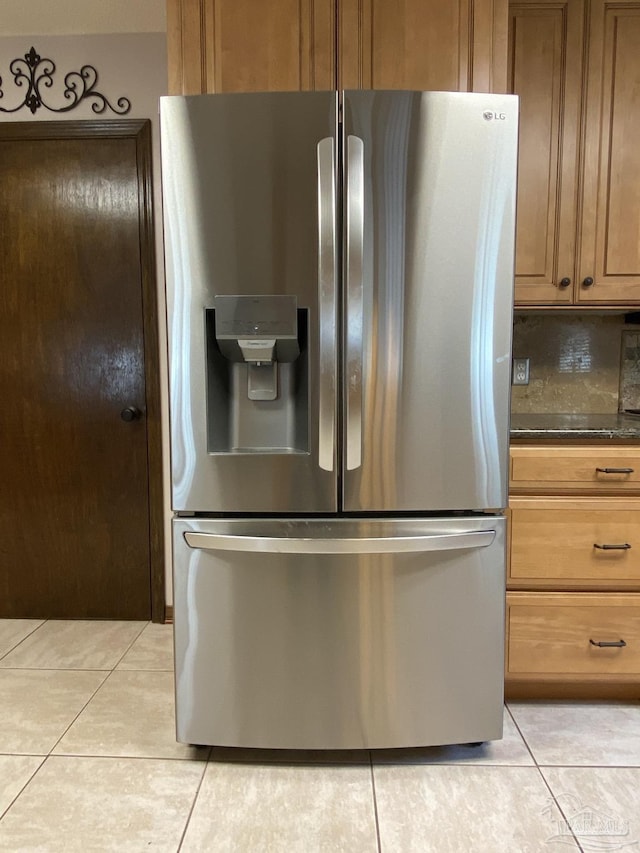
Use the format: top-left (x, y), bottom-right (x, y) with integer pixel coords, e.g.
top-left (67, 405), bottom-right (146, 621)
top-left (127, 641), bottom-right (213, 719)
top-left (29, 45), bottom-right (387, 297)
top-left (595, 467), bottom-right (634, 474)
top-left (589, 639), bottom-right (627, 648)
top-left (183, 529), bottom-right (495, 554)
top-left (317, 137), bottom-right (337, 473)
top-left (593, 543), bottom-right (631, 551)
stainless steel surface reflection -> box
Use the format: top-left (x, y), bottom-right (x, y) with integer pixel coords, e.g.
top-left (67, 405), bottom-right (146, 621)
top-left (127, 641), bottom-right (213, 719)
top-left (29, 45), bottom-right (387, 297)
top-left (173, 516), bottom-right (506, 750)
top-left (161, 91), bottom-right (518, 751)
top-left (161, 92), bottom-right (338, 513)
top-left (342, 92), bottom-right (517, 512)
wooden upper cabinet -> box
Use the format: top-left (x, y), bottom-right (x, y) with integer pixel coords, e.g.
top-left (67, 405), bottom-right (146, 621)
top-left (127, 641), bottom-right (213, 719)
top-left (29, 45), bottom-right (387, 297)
top-left (167, 0), bottom-right (336, 93)
top-left (578, 2), bottom-right (640, 304)
top-left (508, 1), bottom-right (583, 305)
top-left (167, 0), bottom-right (508, 95)
top-left (339, 0), bottom-right (508, 91)
top-left (510, 0), bottom-right (640, 306)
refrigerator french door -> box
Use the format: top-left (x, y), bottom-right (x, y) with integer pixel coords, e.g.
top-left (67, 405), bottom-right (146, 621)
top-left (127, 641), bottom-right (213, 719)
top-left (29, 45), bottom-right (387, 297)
top-left (160, 90), bottom-right (518, 749)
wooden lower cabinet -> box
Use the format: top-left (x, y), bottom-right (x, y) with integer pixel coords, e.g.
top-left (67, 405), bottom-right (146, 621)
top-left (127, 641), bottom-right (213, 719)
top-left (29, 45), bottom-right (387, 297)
top-left (509, 498), bottom-right (640, 589)
top-left (506, 592), bottom-right (640, 698)
top-left (506, 444), bottom-right (640, 699)
top-left (510, 445), bottom-right (640, 494)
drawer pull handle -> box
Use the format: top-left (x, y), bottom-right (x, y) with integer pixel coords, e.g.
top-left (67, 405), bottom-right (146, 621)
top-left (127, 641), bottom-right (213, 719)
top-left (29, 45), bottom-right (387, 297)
top-left (593, 543), bottom-right (631, 551)
top-left (595, 467), bottom-right (634, 474)
top-left (589, 639), bottom-right (627, 648)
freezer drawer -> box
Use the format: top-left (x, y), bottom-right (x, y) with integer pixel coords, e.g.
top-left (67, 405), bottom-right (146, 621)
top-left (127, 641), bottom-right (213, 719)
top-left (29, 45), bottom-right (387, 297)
top-left (173, 516), bottom-right (506, 749)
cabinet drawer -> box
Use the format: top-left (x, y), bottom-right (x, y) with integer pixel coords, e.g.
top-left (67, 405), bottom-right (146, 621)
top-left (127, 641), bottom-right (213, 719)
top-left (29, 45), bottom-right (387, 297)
top-left (509, 498), bottom-right (640, 588)
top-left (510, 446), bottom-right (640, 493)
top-left (507, 592), bottom-right (640, 676)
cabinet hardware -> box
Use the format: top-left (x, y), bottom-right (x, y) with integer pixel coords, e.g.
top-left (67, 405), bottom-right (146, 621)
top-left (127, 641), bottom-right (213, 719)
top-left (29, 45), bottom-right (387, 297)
top-left (593, 543), bottom-right (631, 550)
top-left (595, 467), bottom-right (634, 474)
top-left (582, 276), bottom-right (594, 287)
top-left (559, 277), bottom-right (571, 288)
top-left (589, 639), bottom-right (627, 648)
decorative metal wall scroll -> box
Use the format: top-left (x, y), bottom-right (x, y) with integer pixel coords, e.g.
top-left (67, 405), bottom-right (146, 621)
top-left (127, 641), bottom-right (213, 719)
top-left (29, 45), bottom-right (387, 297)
top-left (0, 46), bottom-right (131, 115)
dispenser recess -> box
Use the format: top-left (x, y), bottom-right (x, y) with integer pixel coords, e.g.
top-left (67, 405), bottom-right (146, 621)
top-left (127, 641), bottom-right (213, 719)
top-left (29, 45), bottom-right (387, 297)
top-left (215, 295), bottom-right (300, 401)
top-left (206, 296), bottom-right (308, 454)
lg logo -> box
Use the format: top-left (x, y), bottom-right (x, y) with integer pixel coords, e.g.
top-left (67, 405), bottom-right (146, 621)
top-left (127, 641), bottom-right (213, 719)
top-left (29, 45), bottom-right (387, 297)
top-left (483, 110), bottom-right (507, 121)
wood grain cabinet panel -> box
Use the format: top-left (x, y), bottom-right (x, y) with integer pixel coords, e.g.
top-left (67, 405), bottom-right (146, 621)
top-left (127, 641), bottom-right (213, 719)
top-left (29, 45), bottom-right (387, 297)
top-left (507, 592), bottom-right (640, 677)
top-left (579, 2), bottom-right (640, 304)
top-left (167, 0), bottom-right (336, 93)
top-left (509, 498), bottom-right (640, 589)
top-left (510, 445), bottom-right (640, 494)
top-left (167, 0), bottom-right (508, 95)
top-left (339, 0), bottom-right (508, 92)
top-left (510, 0), bottom-right (640, 306)
top-left (508, 1), bottom-right (583, 304)
top-left (507, 444), bottom-right (640, 698)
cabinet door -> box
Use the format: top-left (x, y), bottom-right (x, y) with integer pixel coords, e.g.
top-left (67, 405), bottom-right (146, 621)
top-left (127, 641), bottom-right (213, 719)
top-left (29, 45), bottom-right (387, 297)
top-left (167, 0), bottom-right (335, 94)
top-left (340, 0), bottom-right (508, 92)
top-left (508, 1), bottom-right (584, 305)
top-left (578, 1), bottom-right (640, 304)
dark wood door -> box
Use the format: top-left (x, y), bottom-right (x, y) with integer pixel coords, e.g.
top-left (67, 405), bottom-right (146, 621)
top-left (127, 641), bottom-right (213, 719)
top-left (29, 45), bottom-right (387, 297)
top-left (0, 121), bottom-right (163, 619)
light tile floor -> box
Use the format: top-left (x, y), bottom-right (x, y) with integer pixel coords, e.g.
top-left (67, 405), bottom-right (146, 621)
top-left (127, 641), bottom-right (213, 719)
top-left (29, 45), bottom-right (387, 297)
top-left (0, 619), bottom-right (639, 851)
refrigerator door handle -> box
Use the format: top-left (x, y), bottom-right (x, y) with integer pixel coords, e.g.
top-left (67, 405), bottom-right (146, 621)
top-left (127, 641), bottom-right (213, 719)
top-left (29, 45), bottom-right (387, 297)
top-left (317, 137), bottom-right (337, 473)
top-left (346, 135), bottom-right (364, 472)
top-left (184, 529), bottom-right (495, 554)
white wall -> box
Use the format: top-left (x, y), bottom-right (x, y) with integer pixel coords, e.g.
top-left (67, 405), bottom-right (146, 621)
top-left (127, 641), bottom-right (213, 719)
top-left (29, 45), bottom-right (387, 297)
top-left (0, 0), bottom-right (165, 35)
top-left (0, 5), bottom-right (173, 608)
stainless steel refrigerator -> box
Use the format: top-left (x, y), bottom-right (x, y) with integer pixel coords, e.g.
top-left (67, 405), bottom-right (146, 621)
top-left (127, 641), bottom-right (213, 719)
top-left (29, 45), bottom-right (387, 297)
top-left (160, 90), bottom-right (518, 750)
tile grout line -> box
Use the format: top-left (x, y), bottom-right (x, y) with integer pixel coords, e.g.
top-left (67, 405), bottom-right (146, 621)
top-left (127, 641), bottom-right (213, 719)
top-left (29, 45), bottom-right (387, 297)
top-left (5, 751), bottom-right (207, 763)
top-left (504, 704), bottom-right (538, 766)
top-left (44, 665), bottom-right (189, 761)
top-left (0, 621), bottom-right (198, 846)
top-left (0, 667), bottom-right (112, 673)
top-left (0, 618), bottom-right (151, 671)
top-left (111, 621), bottom-right (151, 670)
top-left (45, 667), bottom-right (116, 758)
top-left (0, 619), bottom-right (48, 663)
top-left (0, 618), bottom-right (150, 760)
top-left (369, 752), bottom-right (383, 853)
top-left (535, 767), bottom-right (586, 852)
top-left (506, 704), bottom-right (584, 851)
top-left (0, 667), bottom-right (173, 673)
top-left (176, 748), bottom-right (213, 852)
top-left (0, 755), bottom-right (47, 824)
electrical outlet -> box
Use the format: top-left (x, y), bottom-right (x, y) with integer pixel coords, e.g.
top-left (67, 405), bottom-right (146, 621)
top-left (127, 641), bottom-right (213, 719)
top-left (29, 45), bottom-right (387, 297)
top-left (512, 357), bottom-right (530, 386)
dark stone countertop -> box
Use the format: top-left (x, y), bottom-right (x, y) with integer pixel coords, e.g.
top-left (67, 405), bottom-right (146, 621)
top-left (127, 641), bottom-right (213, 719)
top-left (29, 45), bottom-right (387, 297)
top-left (510, 413), bottom-right (640, 440)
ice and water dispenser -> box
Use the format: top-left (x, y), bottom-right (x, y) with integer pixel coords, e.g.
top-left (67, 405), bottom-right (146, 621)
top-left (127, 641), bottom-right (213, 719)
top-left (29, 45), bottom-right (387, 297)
top-left (205, 295), bottom-right (309, 454)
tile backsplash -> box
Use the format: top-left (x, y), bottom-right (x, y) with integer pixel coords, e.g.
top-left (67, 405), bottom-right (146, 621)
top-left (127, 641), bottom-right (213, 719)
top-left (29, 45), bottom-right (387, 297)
top-left (620, 330), bottom-right (640, 412)
top-left (511, 314), bottom-right (640, 414)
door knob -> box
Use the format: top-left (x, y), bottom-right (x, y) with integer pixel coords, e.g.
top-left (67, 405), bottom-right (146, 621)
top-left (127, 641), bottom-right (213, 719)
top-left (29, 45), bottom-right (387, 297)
top-left (559, 277), bottom-right (571, 288)
top-left (582, 276), bottom-right (594, 287)
top-left (120, 406), bottom-right (142, 422)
